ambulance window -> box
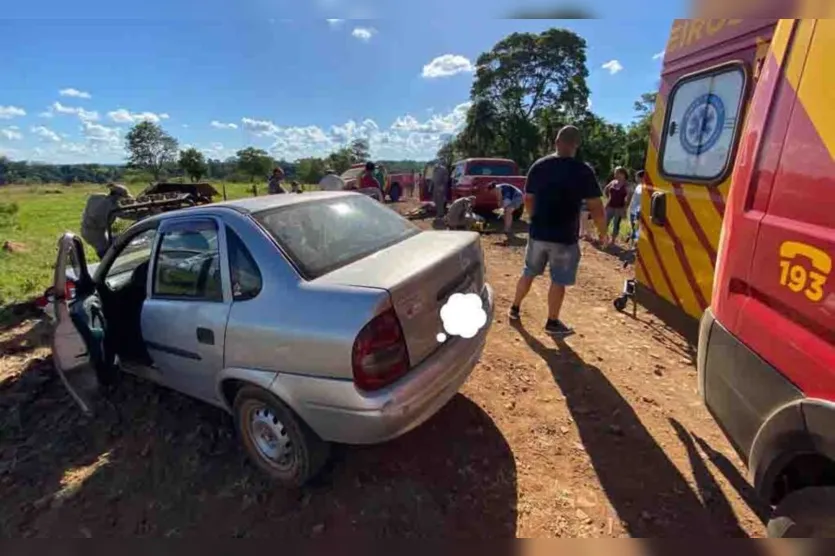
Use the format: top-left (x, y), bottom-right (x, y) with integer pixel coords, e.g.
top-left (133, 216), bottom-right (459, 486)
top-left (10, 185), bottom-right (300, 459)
top-left (660, 65), bottom-right (746, 183)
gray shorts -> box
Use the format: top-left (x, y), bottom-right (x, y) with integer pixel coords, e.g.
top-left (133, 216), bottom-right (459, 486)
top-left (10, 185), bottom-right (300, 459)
top-left (523, 239), bottom-right (581, 286)
top-left (502, 196), bottom-right (523, 211)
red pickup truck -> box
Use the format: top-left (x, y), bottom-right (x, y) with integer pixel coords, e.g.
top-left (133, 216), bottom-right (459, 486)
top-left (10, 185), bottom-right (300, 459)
top-left (450, 158), bottom-right (527, 218)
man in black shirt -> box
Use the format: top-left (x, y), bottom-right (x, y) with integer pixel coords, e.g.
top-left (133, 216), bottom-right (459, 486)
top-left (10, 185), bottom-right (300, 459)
top-left (509, 125), bottom-right (609, 337)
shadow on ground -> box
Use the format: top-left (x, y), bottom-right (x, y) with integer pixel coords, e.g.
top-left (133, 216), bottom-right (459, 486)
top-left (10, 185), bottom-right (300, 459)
top-left (0, 354), bottom-right (517, 538)
top-left (512, 320), bottom-right (766, 542)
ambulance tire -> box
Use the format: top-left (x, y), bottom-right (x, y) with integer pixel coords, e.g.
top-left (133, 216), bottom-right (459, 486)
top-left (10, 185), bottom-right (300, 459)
top-left (389, 183), bottom-right (402, 203)
top-left (768, 487), bottom-right (835, 538)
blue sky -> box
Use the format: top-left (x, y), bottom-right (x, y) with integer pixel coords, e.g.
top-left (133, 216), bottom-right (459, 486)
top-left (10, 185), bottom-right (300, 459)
top-left (1, 1), bottom-right (685, 164)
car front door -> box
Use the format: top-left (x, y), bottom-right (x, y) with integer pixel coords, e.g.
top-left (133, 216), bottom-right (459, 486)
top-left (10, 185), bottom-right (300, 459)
top-left (140, 217), bottom-right (231, 404)
top-left (50, 233), bottom-right (108, 415)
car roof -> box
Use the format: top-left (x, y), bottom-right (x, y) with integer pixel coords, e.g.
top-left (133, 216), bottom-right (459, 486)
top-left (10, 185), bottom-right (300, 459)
top-left (133, 191), bottom-right (356, 226)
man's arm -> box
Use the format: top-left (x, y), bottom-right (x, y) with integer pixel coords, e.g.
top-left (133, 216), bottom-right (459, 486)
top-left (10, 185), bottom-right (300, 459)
top-left (586, 198), bottom-right (609, 243)
top-left (524, 162), bottom-right (540, 218)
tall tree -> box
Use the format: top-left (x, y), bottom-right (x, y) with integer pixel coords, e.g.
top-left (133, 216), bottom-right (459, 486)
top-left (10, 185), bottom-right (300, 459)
top-left (236, 147), bottom-right (274, 183)
top-left (178, 148), bottom-right (208, 182)
top-left (472, 29), bottom-right (590, 119)
top-left (326, 147), bottom-right (353, 174)
top-left (350, 139), bottom-right (370, 163)
top-left (124, 121), bottom-right (179, 181)
top-left (460, 28), bottom-right (590, 168)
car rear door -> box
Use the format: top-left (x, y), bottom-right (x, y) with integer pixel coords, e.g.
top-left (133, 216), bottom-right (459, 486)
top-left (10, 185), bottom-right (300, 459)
top-left (140, 217), bottom-right (232, 404)
top-left (50, 233), bottom-right (106, 415)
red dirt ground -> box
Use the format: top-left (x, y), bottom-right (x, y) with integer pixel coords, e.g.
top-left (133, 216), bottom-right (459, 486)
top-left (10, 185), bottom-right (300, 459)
top-left (0, 198), bottom-right (769, 538)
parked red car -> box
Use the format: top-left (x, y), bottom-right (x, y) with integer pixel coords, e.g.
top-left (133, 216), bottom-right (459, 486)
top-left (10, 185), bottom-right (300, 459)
top-left (451, 159), bottom-right (526, 218)
top-left (418, 158), bottom-right (527, 218)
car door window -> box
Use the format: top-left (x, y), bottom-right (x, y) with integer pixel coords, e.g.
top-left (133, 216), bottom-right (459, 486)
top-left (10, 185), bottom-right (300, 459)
top-left (227, 228), bottom-right (262, 301)
top-left (153, 221), bottom-right (223, 302)
top-left (104, 229), bottom-right (157, 290)
top-left (660, 65), bottom-right (746, 183)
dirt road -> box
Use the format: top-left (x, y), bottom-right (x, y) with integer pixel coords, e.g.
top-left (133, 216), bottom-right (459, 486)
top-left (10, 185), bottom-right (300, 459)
top-left (0, 200), bottom-right (768, 538)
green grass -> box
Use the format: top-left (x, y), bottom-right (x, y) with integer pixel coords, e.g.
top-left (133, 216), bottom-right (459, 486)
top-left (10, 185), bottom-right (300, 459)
top-left (0, 182), bottom-right (310, 312)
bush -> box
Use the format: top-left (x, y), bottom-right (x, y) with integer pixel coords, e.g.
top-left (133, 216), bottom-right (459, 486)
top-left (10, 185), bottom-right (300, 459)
top-left (0, 202), bottom-right (19, 228)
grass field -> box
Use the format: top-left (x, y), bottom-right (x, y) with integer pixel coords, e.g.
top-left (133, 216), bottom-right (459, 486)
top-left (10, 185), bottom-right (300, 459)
top-left (0, 182), bottom-right (301, 314)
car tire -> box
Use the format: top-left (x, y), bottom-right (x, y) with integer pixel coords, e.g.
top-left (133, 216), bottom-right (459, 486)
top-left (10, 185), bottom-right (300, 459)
top-left (389, 183), bottom-right (402, 203)
top-left (233, 386), bottom-right (330, 487)
top-left (768, 487), bottom-right (835, 538)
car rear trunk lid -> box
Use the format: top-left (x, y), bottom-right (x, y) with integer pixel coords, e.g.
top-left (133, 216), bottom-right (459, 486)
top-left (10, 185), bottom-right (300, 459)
top-left (314, 231), bottom-right (485, 367)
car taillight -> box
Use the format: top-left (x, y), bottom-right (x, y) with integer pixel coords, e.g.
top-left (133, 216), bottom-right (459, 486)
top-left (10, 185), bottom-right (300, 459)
top-left (351, 308), bottom-right (410, 392)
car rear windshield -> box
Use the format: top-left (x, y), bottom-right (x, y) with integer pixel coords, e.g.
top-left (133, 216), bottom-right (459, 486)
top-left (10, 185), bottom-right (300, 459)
top-left (254, 195), bottom-right (420, 280)
top-left (466, 162), bottom-right (517, 177)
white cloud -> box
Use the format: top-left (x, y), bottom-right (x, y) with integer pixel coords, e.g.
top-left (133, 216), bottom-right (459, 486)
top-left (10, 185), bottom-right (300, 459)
top-left (352, 27), bottom-right (376, 41)
top-left (326, 19), bottom-right (343, 26)
top-left (0, 106), bottom-right (26, 120)
top-left (422, 54), bottom-right (476, 79)
top-left (82, 121), bottom-right (121, 148)
top-left (202, 142), bottom-right (235, 160)
top-left (59, 88), bottom-right (92, 99)
top-left (108, 108), bottom-right (170, 124)
top-left (602, 60), bottom-right (624, 75)
top-left (241, 117), bottom-right (280, 137)
top-left (653, 50), bottom-right (665, 60)
top-left (258, 102), bottom-right (471, 161)
top-left (49, 101), bottom-right (99, 122)
top-left (211, 120), bottom-right (238, 130)
top-left (31, 126), bottom-right (62, 142)
top-left (0, 127), bottom-right (23, 141)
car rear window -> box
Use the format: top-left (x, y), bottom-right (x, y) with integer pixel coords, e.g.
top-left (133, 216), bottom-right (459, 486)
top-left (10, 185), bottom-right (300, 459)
top-left (254, 195), bottom-right (420, 280)
top-left (466, 162), bottom-right (517, 177)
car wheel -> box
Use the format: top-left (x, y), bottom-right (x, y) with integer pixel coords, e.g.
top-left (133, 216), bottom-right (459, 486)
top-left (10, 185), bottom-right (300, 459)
top-left (768, 487), bottom-right (835, 538)
top-left (389, 183), bottom-right (402, 203)
top-left (233, 386), bottom-right (330, 487)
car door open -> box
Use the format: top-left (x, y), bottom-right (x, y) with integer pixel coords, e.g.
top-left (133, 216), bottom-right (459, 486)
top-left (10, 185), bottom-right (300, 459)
top-left (50, 233), bottom-right (108, 415)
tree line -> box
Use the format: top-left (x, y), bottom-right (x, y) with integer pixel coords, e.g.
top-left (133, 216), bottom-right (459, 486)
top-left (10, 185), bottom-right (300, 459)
top-left (0, 130), bottom-right (424, 186)
top-left (437, 28), bottom-right (655, 182)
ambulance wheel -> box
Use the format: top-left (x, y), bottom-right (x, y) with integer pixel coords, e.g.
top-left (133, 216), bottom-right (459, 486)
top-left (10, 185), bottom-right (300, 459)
top-left (768, 487), bottom-right (835, 538)
top-left (388, 183), bottom-right (402, 203)
top-left (613, 296), bottom-right (629, 312)
top-left (513, 207), bottom-right (524, 221)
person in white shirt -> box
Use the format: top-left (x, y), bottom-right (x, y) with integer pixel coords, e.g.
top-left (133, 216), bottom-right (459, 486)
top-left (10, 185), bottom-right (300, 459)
top-left (318, 169), bottom-right (345, 192)
top-left (628, 170), bottom-right (645, 245)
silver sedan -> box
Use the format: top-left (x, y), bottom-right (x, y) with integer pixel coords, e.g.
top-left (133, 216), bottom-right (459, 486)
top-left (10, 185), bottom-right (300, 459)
top-left (50, 192), bottom-right (494, 486)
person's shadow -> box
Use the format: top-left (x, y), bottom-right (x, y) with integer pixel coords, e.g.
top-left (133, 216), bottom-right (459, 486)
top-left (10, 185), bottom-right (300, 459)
top-left (512, 321), bottom-right (766, 542)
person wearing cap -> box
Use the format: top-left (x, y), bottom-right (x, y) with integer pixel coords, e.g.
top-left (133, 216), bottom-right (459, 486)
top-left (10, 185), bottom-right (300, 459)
top-left (318, 168), bottom-right (345, 192)
top-left (268, 167), bottom-right (287, 195)
top-left (80, 183), bottom-right (133, 259)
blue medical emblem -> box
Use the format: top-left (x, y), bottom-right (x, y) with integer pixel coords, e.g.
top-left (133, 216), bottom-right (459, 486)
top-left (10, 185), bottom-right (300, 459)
top-left (680, 93), bottom-right (726, 156)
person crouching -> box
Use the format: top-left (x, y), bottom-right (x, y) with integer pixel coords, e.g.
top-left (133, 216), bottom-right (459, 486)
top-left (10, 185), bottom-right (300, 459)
top-left (488, 182), bottom-right (524, 237)
top-left (445, 195), bottom-right (482, 231)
